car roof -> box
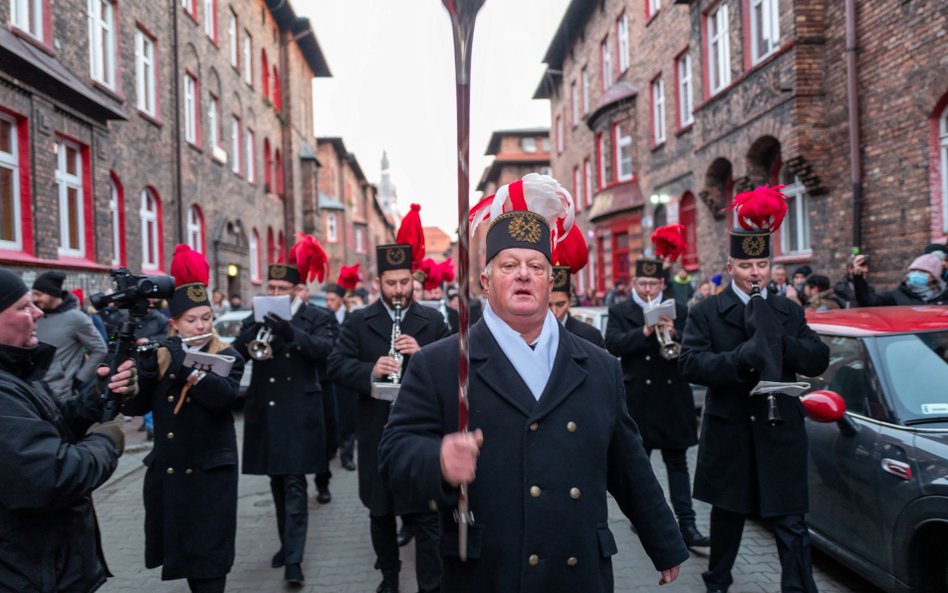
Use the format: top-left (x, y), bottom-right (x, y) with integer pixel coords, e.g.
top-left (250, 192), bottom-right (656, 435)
top-left (806, 305), bottom-right (948, 336)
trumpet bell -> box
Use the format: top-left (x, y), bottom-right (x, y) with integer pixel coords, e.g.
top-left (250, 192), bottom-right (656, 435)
top-left (656, 325), bottom-right (681, 360)
top-left (248, 327), bottom-right (273, 361)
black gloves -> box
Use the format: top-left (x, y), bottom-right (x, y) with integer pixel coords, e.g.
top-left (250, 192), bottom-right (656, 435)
top-left (264, 313), bottom-right (295, 343)
top-left (86, 419), bottom-right (125, 456)
top-left (164, 337), bottom-right (190, 385)
top-left (744, 294), bottom-right (781, 338)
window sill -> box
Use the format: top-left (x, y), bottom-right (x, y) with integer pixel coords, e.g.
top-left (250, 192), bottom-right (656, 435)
top-left (645, 11), bottom-right (659, 26)
top-left (9, 25), bottom-right (56, 57)
top-left (0, 251), bottom-right (112, 271)
top-left (651, 140), bottom-right (666, 152)
top-left (211, 146), bottom-right (228, 164)
top-left (187, 141), bottom-right (204, 154)
top-left (137, 110), bottom-right (163, 127)
top-left (675, 123), bottom-right (693, 136)
top-left (184, 9), bottom-right (199, 26)
top-left (695, 39), bottom-right (796, 114)
top-left (92, 80), bottom-right (124, 102)
top-left (773, 250), bottom-right (813, 265)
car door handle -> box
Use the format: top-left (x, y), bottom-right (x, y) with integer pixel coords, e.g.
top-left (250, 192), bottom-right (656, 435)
top-left (880, 458), bottom-right (912, 480)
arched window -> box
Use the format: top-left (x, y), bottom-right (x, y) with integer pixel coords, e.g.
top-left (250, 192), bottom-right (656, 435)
top-left (263, 138), bottom-right (272, 191)
top-left (261, 50), bottom-right (269, 100)
top-left (140, 187), bottom-right (162, 270)
top-left (266, 226), bottom-right (275, 265)
top-left (109, 173), bottom-right (125, 265)
top-left (186, 204), bottom-right (205, 253)
top-left (274, 149), bottom-right (283, 195)
top-left (250, 228), bottom-right (261, 282)
top-left (277, 230), bottom-right (285, 261)
top-left (271, 66), bottom-right (281, 110)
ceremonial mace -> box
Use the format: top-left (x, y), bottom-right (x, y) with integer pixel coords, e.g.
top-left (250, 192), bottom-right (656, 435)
top-left (442, 0), bottom-right (484, 562)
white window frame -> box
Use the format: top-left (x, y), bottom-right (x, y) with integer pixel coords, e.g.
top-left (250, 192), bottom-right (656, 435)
top-left (648, 0), bottom-right (661, 19)
top-left (582, 67), bottom-right (590, 114)
top-left (231, 116), bottom-right (241, 174)
top-left (677, 52), bottom-right (694, 126)
top-left (355, 226), bottom-right (365, 253)
top-left (245, 128), bottom-right (255, 183)
top-left (584, 158), bottom-right (593, 207)
top-left (652, 77), bottom-right (666, 144)
top-left (750, 0), bottom-right (780, 65)
top-left (242, 31), bottom-right (252, 85)
top-left (571, 82), bottom-right (579, 126)
top-left (203, 0), bottom-right (215, 40)
top-left (327, 213), bottom-right (338, 243)
top-left (11, 0), bottom-right (44, 41)
top-left (184, 74), bottom-right (197, 144)
top-left (573, 167), bottom-right (583, 212)
top-left (521, 137), bottom-right (537, 153)
top-left (208, 95), bottom-right (219, 148)
top-left (56, 140), bottom-right (85, 257)
top-left (940, 107), bottom-right (948, 234)
top-left (135, 30), bottom-right (156, 116)
top-left (708, 3), bottom-right (731, 95)
top-left (601, 37), bottom-right (613, 89)
top-left (617, 14), bottom-right (629, 73)
top-left (249, 229), bottom-right (261, 281)
top-left (597, 134), bottom-right (607, 188)
top-left (556, 115), bottom-right (564, 154)
top-left (615, 123), bottom-right (633, 182)
top-left (228, 10), bottom-right (237, 68)
top-left (186, 205), bottom-right (203, 252)
top-left (780, 180), bottom-right (811, 254)
top-left (140, 189), bottom-right (160, 270)
top-left (109, 178), bottom-right (120, 265)
top-left (88, 0), bottom-right (115, 89)
top-left (0, 115), bottom-right (22, 251)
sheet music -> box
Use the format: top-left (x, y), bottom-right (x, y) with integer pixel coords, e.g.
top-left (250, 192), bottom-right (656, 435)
top-left (252, 295), bottom-right (291, 322)
top-left (183, 351), bottom-right (236, 377)
top-left (750, 381), bottom-right (811, 397)
top-left (642, 299), bottom-right (677, 326)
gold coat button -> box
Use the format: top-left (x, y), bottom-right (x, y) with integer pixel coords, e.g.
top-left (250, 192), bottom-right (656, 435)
top-left (570, 487), bottom-right (581, 500)
top-left (269, 377), bottom-right (276, 383)
top-left (166, 468), bottom-right (174, 475)
top-left (529, 422), bottom-right (539, 431)
top-left (750, 415), bottom-right (756, 422)
top-left (567, 422), bottom-right (577, 432)
top-left (167, 395), bottom-right (174, 402)
top-left (286, 353), bottom-right (291, 358)
top-left (667, 379), bottom-right (673, 384)
top-left (567, 556), bottom-right (578, 566)
top-left (287, 377), bottom-right (292, 381)
top-left (528, 554), bottom-right (539, 566)
top-left (169, 373), bottom-right (176, 380)
top-left (645, 379), bottom-right (651, 385)
top-left (185, 468), bottom-right (193, 474)
top-left (167, 432), bottom-right (174, 439)
top-left (186, 397), bottom-right (191, 403)
top-left (530, 486), bottom-right (541, 497)
top-left (645, 355), bottom-right (651, 361)
top-left (269, 401), bottom-right (275, 406)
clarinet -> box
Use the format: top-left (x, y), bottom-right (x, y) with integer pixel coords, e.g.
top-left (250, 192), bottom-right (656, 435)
top-left (388, 301), bottom-right (404, 384)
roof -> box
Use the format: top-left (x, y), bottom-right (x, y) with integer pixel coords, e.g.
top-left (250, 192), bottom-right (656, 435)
top-left (318, 192), bottom-right (344, 210)
top-left (423, 226), bottom-right (454, 260)
top-left (265, 0), bottom-right (331, 77)
top-left (587, 82), bottom-right (638, 128)
top-left (317, 137), bottom-right (348, 159)
top-left (533, 0), bottom-right (596, 99)
top-left (806, 306), bottom-right (948, 337)
top-left (475, 153), bottom-right (552, 192)
top-left (485, 128), bottom-right (549, 155)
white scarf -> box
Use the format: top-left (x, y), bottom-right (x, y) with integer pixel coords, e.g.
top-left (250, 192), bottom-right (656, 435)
top-left (482, 302), bottom-right (559, 401)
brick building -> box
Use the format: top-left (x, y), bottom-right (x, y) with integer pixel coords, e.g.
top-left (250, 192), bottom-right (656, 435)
top-left (536, 0), bottom-right (948, 295)
top-left (0, 0), bottom-right (330, 301)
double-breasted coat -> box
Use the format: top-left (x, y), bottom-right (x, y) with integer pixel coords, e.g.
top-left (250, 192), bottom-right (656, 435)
top-left (234, 303), bottom-right (337, 476)
top-left (564, 313), bottom-right (605, 347)
top-left (327, 300), bottom-right (449, 515)
top-left (679, 287), bottom-right (829, 517)
top-left (605, 299), bottom-right (697, 450)
top-left (378, 320), bottom-right (689, 593)
top-left (125, 336), bottom-right (244, 580)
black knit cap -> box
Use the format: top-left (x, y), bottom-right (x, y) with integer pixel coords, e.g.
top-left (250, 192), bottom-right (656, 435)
top-left (376, 244), bottom-right (412, 274)
top-left (635, 258), bottom-right (664, 279)
top-left (485, 211), bottom-right (552, 264)
top-left (32, 270), bottom-right (66, 297)
top-left (324, 282), bottom-right (345, 297)
top-left (268, 263), bottom-right (300, 285)
top-left (729, 229), bottom-right (771, 259)
top-left (552, 266), bottom-right (571, 294)
top-left (0, 268), bottom-right (29, 312)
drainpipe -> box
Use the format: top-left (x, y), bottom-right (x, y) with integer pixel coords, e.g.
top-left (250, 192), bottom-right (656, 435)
top-left (171, 0), bottom-right (185, 249)
top-left (845, 0), bottom-right (862, 250)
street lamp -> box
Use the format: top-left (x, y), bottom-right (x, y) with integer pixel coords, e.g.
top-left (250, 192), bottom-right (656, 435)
top-left (226, 263), bottom-right (239, 278)
top-left (649, 193), bottom-right (670, 205)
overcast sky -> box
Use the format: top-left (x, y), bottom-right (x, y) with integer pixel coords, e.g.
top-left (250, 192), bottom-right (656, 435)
top-left (303, 0), bottom-right (571, 235)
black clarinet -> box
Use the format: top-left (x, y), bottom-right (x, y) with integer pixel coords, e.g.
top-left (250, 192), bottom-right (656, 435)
top-left (750, 281), bottom-right (781, 425)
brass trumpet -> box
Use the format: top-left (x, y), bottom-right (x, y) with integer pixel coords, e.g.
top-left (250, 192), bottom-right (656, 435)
top-left (248, 326), bottom-right (273, 361)
top-left (655, 323), bottom-right (681, 360)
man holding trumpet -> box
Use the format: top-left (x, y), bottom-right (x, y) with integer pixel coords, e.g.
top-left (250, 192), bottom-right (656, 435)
top-left (605, 224), bottom-right (707, 549)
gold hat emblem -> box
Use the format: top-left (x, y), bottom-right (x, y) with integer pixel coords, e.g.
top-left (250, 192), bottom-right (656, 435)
top-left (386, 246), bottom-right (407, 266)
top-left (270, 264), bottom-right (287, 279)
top-left (641, 261), bottom-right (658, 276)
top-left (508, 214), bottom-right (542, 244)
top-left (742, 235), bottom-right (766, 257)
top-left (553, 267), bottom-right (568, 288)
top-left (186, 284), bottom-right (207, 303)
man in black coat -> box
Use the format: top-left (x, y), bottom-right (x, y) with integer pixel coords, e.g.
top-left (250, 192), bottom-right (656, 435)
top-left (328, 242), bottom-right (449, 593)
top-left (605, 256), bottom-right (707, 548)
top-left (378, 203), bottom-right (688, 593)
top-left (549, 265), bottom-right (605, 347)
top-left (325, 282), bottom-right (357, 472)
top-left (233, 258), bottom-right (336, 585)
top-left (679, 222), bottom-right (830, 593)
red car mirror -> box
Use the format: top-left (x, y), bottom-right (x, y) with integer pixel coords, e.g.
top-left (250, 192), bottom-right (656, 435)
top-left (801, 390), bottom-right (847, 423)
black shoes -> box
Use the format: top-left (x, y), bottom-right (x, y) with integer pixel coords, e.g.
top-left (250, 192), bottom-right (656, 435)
top-left (681, 524), bottom-right (711, 548)
top-left (396, 523), bottom-right (414, 547)
top-left (271, 549), bottom-right (285, 568)
top-left (341, 456), bottom-right (356, 471)
top-left (316, 484), bottom-right (332, 504)
top-left (284, 562), bottom-right (304, 585)
top-left (376, 580), bottom-right (399, 593)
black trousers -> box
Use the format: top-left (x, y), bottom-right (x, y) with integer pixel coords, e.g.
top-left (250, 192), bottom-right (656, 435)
top-left (370, 511), bottom-right (441, 592)
top-left (703, 507), bottom-right (818, 592)
top-left (187, 576), bottom-right (226, 593)
top-left (269, 475), bottom-right (308, 565)
top-left (646, 448), bottom-right (696, 526)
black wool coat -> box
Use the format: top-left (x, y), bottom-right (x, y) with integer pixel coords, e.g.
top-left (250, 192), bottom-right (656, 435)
top-left (125, 337), bottom-right (244, 581)
top-left (605, 299), bottom-right (697, 450)
top-left (327, 300), bottom-right (449, 515)
top-left (679, 287), bottom-right (829, 517)
top-left (564, 313), bottom-right (605, 348)
top-left (233, 303), bottom-right (337, 476)
top-left (379, 321), bottom-right (689, 593)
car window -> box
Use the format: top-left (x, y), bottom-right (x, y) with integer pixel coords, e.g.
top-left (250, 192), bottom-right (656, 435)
top-left (806, 335), bottom-right (876, 417)
top-left (214, 316), bottom-right (249, 339)
top-left (874, 331), bottom-right (948, 423)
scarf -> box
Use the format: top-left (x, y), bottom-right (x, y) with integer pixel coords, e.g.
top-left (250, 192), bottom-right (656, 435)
top-left (482, 302), bottom-right (559, 401)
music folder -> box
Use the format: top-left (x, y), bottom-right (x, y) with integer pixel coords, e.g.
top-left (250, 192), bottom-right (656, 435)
top-left (183, 351), bottom-right (236, 377)
top-left (642, 299), bottom-right (677, 326)
top-left (252, 295), bottom-right (292, 322)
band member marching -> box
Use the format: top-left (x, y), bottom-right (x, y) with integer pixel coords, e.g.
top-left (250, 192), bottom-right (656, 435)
top-left (679, 186), bottom-right (830, 593)
top-left (549, 223), bottom-right (604, 347)
top-left (604, 224), bottom-right (708, 548)
top-left (328, 263), bottom-right (361, 472)
top-left (328, 204), bottom-right (450, 593)
top-left (233, 234), bottom-right (337, 585)
top-left (123, 244), bottom-right (245, 593)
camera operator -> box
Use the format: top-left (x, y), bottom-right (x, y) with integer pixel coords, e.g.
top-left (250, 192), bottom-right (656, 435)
top-left (0, 267), bottom-right (137, 592)
top-left (852, 253), bottom-right (948, 306)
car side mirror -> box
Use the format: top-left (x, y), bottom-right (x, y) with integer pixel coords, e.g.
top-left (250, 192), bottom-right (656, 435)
top-left (802, 390), bottom-right (859, 437)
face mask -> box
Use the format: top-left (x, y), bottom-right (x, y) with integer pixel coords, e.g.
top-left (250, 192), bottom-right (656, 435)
top-left (907, 271), bottom-right (930, 287)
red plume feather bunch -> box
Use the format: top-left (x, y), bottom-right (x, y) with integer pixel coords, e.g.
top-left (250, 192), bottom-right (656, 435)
top-left (289, 233), bottom-right (329, 283)
top-left (438, 259), bottom-right (455, 284)
top-left (726, 185), bottom-right (788, 232)
top-left (552, 224), bottom-right (589, 274)
top-left (70, 288), bottom-right (85, 308)
top-left (416, 258), bottom-right (440, 291)
top-left (170, 244), bottom-right (210, 287)
top-left (650, 224), bottom-right (688, 262)
top-left (396, 203), bottom-right (426, 270)
top-left (337, 263), bottom-right (360, 292)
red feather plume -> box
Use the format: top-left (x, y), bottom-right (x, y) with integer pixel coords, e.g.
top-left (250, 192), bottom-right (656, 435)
top-left (289, 233), bottom-right (329, 283)
top-left (337, 264), bottom-right (360, 292)
top-left (651, 224), bottom-right (688, 263)
top-left (438, 259), bottom-right (456, 284)
top-left (726, 185), bottom-right (788, 232)
top-left (552, 224), bottom-right (589, 274)
top-left (396, 203), bottom-right (426, 270)
top-left (70, 288), bottom-right (85, 308)
top-left (416, 258), bottom-right (440, 291)
top-left (170, 244), bottom-right (210, 287)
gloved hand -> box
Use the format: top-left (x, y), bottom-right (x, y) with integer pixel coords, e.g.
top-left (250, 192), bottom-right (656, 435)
top-left (743, 293), bottom-right (781, 338)
top-left (736, 339), bottom-right (767, 372)
top-left (163, 337), bottom-right (190, 384)
top-left (264, 313), bottom-right (295, 343)
top-left (86, 419), bottom-right (126, 456)
top-left (95, 359), bottom-right (139, 399)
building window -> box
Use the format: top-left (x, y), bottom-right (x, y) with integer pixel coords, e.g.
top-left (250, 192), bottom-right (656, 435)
top-left (228, 10), bottom-right (237, 68)
top-left (614, 122), bottom-right (633, 181)
top-left (184, 73), bottom-right (198, 144)
top-left (271, 67), bottom-right (281, 110)
top-left (140, 188), bottom-right (161, 270)
top-left (207, 94), bottom-right (220, 151)
top-left (941, 106), bottom-right (948, 233)
top-left (680, 191), bottom-right (698, 269)
top-left (652, 77), bottom-right (666, 144)
top-left (266, 227), bottom-right (275, 264)
top-left (186, 205), bottom-right (204, 253)
top-left (582, 67), bottom-right (590, 114)
top-left (88, 0), bottom-right (116, 88)
top-left (108, 174), bottom-right (124, 265)
top-left (261, 50), bottom-right (270, 100)
top-left (134, 30), bottom-right (157, 117)
top-left (203, 0), bottom-right (216, 41)
top-left (327, 213), bottom-right (337, 242)
top-left (571, 81), bottom-right (579, 126)
top-left (230, 115), bottom-right (241, 174)
top-left (263, 139), bottom-right (272, 191)
top-left (556, 115), bottom-right (564, 154)
top-left (617, 13), bottom-right (629, 72)
top-left (750, 0), bottom-right (780, 64)
top-left (274, 150), bottom-right (283, 194)
top-left (0, 115), bottom-right (22, 251)
top-left (780, 179), bottom-right (811, 254)
top-left (521, 137), bottom-right (537, 153)
top-left (583, 158), bottom-right (593, 207)
top-left (242, 31), bottom-right (252, 85)
top-left (708, 3), bottom-right (731, 95)
top-left (597, 132), bottom-right (611, 188)
top-left (56, 140), bottom-right (85, 257)
top-left (601, 36), bottom-right (613, 89)
top-left (250, 228), bottom-right (261, 282)
top-left (647, 0), bottom-right (661, 20)
top-left (11, 0), bottom-right (44, 41)
top-left (245, 128), bottom-right (255, 183)
top-left (355, 227), bottom-right (365, 253)
top-left (573, 166), bottom-right (582, 212)
top-left (181, 0), bottom-right (196, 17)
top-left (676, 51), bottom-right (694, 127)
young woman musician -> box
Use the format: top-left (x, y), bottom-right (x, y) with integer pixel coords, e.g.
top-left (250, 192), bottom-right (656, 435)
top-left (123, 245), bottom-right (245, 593)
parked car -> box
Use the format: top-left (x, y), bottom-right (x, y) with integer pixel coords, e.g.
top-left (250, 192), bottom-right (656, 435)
top-left (213, 309), bottom-right (253, 396)
top-left (569, 306), bottom-right (609, 337)
top-left (803, 305), bottom-right (948, 593)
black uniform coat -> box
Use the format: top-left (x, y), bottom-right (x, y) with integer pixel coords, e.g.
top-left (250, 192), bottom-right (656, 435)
top-left (679, 287), bottom-right (829, 517)
top-left (564, 312), bottom-right (605, 348)
top-left (124, 336), bottom-right (244, 581)
top-left (378, 321), bottom-right (689, 593)
top-left (327, 300), bottom-right (449, 515)
top-left (605, 299), bottom-right (697, 450)
top-left (234, 303), bottom-right (336, 475)
top-left (0, 343), bottom-right (118, 593)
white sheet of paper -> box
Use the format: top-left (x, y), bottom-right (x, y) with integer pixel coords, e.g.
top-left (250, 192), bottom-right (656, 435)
top-left (183, 351), bottom-right (235, 376)
top-left (253, 295), bottom-right (291, 322)
top-left (642, 299), bottom-right (677, 326)
top-left (751, 381), bottom-right (811, 397)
